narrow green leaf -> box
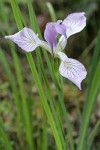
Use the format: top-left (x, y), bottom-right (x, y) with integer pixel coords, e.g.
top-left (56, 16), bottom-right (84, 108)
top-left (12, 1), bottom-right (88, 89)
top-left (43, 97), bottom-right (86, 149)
top-left (26, 53), bottom-right (63, 150)
top-left (46, 2), bottom-right (57, 22)
top-left (10, 0), bottom-right (35, 149)
top-left (86, 29), bottom-right (100, 99)
top-left (24, 1), bottom-right (67, 149)
top-left (77, 29), bottom-right (100, 149)
top-left (10, 0), bottom-right (63, 149)
top-left (86, 120), bottom-right (100, 150)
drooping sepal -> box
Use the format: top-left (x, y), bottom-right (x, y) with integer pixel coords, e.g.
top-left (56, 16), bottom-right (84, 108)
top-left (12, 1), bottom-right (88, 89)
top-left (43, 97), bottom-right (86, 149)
top-left (58, 52), bottom-right (87, 89)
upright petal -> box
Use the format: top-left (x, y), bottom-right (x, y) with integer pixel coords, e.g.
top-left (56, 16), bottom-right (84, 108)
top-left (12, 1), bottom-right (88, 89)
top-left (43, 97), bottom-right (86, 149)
top-left (58, 52), bottom-right (87, 90)
top-left (63, 12), bottom-right (86, 38)
top-left (5, 27), bottom-right (40, 52)
top-left (44, 22), bottom-right (57, 53)
top-left (44, 21), bottom-right (66, 54)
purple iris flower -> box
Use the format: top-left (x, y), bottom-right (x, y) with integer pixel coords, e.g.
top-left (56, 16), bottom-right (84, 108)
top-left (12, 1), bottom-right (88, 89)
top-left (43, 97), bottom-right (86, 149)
top-left (44, 20), bottom-right (66, 54)
top-left (5, 12), bottom-right (87, 90)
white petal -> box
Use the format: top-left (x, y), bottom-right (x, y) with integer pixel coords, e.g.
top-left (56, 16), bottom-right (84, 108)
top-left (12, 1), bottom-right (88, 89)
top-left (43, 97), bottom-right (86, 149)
top-left (56, 35), bottom-right (67, 52)
top-left (63, 12), bottom-right (86, 38)
top-left (59, 55), bottom-right (87, 89)
top-left (5, 27), bottom-right (40, 52)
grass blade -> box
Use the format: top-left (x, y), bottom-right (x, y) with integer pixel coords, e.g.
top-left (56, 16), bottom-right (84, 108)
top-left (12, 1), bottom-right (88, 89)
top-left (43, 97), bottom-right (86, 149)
top-left (46, 2), bottom-right (57, 22)
top-left (26, 53), bottom-right (63, 150)
top-left (77, 29), bottom-right (100, 150)
top-left (86, 120), bottom-right (100, 150)
top-left (10, 0), bottom-right (63, 149)
top-left (26, 1), bottom-right (67, 149)
top-left (5, 1), bottom-right (35, 149)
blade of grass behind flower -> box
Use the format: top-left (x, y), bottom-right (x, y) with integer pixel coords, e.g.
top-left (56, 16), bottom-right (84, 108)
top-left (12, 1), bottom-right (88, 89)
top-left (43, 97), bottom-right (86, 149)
top-left (26, 0), bottom-right (53, 78)
top-left (23, 1), bottom-right (68, 149)
top-left (25, 0), bottom-right (64, 102)
top-left (46, 2), bottom-right (57, 22)
top-left (10, 0), bottom-right (64, 149)
top-left (25, 0), bottom-right (64, 90)
top-left (9, 1), bottom-right (36, 149)
top-left (77, 29), bottom-right (100, 150)
top-left (1, 0), bottom-right (35, 149)
top-left (26, 53), bottom-right (63, 150)
top-left (15, 2), bottom-right (66, 149)
top-left (26, 5), bottom-right (67, 147)
top-left (27, 0), bottom-right (71, 147)
top-left (86, 29), bottom-right (100, 99)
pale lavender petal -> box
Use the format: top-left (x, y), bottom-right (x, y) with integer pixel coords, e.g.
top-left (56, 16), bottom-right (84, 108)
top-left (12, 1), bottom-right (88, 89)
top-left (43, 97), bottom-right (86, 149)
top-left (58, 52), bottom-right (87, 89)
top-left (5, 27), bottom-right (40, 52)
top-left (63, 12), bottom-right (86, 38)
top-left (44, 22), bottom-right (57, 52)
top-left (44, 21), bottom-right (66, 53)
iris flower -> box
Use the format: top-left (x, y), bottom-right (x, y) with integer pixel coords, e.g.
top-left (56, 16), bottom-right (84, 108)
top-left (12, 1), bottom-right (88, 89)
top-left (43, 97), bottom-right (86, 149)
top-left (5, 12), bottom-right (87, 90)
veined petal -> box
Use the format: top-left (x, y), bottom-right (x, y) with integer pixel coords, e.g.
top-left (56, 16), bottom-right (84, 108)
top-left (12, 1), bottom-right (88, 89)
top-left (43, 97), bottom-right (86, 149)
top-left (56, 35), bottom-right (67, 52)
top-left (63, 12), bottom-right (86, 38)
top-left (58, 52), bottom-right (87, 90)
top-left (5, 27), bottom-right (40, 52)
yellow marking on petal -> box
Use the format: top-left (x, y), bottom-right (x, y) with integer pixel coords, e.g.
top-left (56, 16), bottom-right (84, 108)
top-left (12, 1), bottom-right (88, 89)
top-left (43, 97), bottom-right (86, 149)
top-left (29, 39), bottom-right (36, 45)
top-left (64, 61), bottom-right (71, 68)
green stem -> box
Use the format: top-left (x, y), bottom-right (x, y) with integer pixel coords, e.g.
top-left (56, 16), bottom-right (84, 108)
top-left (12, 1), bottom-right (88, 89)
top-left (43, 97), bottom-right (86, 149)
top-left (52, 62), bottom-right (75, 150)
top-left (26, 53), bottom-right (63, 150)
top-left (77, 59), bottom-right (100, 150)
